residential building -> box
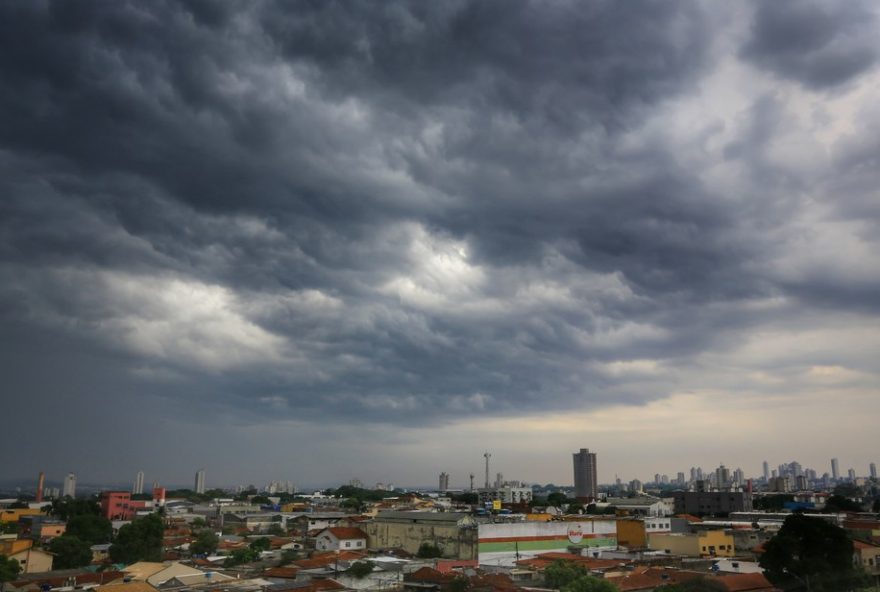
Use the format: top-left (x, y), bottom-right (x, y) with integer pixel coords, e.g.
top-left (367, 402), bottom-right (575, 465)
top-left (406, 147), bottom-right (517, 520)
top-left (18, 516), bottom-right (66, 541)
top-left (572, 448), bottom-right (598, 500)
top-left (831, 458), bottom-right (840, 481)
top-left (616, 517), bottom-right (681, 549)
top-left (871, 463), bottom-right (877, 480)
top-left (477, 485), bottom-right (532, 505)
top-left (648, 530), bottom-right (735, 558)
top-left (315, 527), bottom-right (368, 551)
top-left (364, 511), bottom-right (477, 559)
top-left (439, 472), bottom-right (449, 491)
top-left (194, 469), bottom-right (206, 494)
top-left (100, 491), bottom-right (144, 520)
top-left (854, 541), bottom-right (880, 575)
top-left (606, 497), bottom-right (672, 517)
top-left (672, 491), bottom-right (753, 516)
top-left (9, 546), bottom-right (54, 573)
top-left (134, 471), bottom-right (144, 495)
top-left (63, 473), bottom-right (76, 498)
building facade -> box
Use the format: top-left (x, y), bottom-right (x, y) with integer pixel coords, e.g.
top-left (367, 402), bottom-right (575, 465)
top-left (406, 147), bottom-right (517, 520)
top-left (573, 448), bottom-right (598, 500)
top-left (194, 469), bottom-right (206, 494)
top-left (63, 472), bottom-right (77, 498)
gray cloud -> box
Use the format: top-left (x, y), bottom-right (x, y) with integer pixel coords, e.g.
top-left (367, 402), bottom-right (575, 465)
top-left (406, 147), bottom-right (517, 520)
top-left (1, 1), bottom-right (879, 483)
top-left (741, 0), bottom-right (878, 89)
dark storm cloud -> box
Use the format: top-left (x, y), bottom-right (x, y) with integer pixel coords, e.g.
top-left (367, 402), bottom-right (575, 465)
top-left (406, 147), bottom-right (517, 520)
top-left (741, 0), bottom-right (878, 89)
top-left (1, 0), bottom-right (879, 479)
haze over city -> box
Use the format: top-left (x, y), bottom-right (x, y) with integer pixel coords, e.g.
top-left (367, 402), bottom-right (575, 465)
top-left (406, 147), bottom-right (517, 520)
top-left (2, 0), bottom-right (879, 488)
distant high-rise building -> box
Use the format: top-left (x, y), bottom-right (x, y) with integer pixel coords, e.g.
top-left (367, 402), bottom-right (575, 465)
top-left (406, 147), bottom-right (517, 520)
top-left (495, 472), bottom-right (504, 488)
top-left (134, 471), bottom-right (144, 495)
top-left (194, 468), bottom-right (206, 494)
top-left (677, 472), bottom-right (686, 485)
top-left (871, 463), bottom-right (877, 480)
top-left (690, 467), bottom-right (697, 483)
top-left (572, 448), bottom-right (598, 499)
top-left (629, 479), bottom-right (643, 493)
top-left (762, 461), bottom-right (769, 481)
top-left (848, 468), bottom-right (856, 481)
top-left (36, 472), bottom-right (45, 503)
top-left (715, 464), bottom-right (730, 488)
top-left (439, 472), bottom-right (450, 491)
top-left (733, 468), bottom-right (744, 486)
top-left (831, 458), bottom-right (840, 480)
top-left (63, 472), bottom-right (77, 498)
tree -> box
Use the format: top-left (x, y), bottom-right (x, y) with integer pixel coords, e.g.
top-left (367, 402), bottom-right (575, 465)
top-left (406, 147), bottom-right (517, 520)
top-left (249, 537), bottom-right (271, 552)
top-left (51, 497), bottom-right (100, 521)
top-left (109, 514), bottom-right (164, 564)
top-left (448, 576), bottom-right (471, 592)
top-left (250, 495), bottom-right (271, 505)
top-left (280, 549), bottom-right (299, 564)
top-left (266, 523), bottom-right (285, 536)
top-left (547, 492), bottom-right (569, 507)
top-left (48, 535), bottom-right (93, 569)
top-left (346, 561), bottom-right (374, 579)
top-left (562, 576), bottom-right (617, 592)
top-left (416, 543), bottom-right (443, 558)
top-left (823, 495), bottom-right (862, 513)
top-left (451, 492), bottom-right (478, 505)
top-left (191, 517), bottom-right (207, 529)
top-left (0, 554), bottom-right (22, 585)
top-left (66, 514), bottom-right (112, 545)
top-left (223, 547), bottom-right (259, 567)
top-left (544, 561), bottom-right (588, 589)
top-left (190, 530), bottom-right (219, 556)
top-left (760, 514), bottom-right (867, 591)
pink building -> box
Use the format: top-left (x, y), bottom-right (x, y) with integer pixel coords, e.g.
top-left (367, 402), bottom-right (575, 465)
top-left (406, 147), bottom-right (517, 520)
top-left (100, 491), bottom-right (147, 520)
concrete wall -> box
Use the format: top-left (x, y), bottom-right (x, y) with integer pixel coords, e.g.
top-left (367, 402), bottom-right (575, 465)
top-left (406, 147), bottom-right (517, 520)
top-left (478, 520), bottom-right (617, 564)
top-left (364, 521), bottom-right (477, 560)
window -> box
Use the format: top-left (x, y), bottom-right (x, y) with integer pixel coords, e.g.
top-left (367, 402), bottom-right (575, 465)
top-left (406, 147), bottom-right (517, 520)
top-left (344, 542), bottom-right (351, 548)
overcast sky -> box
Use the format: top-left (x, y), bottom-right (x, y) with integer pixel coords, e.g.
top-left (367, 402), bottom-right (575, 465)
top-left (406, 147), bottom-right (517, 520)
top-left (3, 0), bottom-right (879, 491)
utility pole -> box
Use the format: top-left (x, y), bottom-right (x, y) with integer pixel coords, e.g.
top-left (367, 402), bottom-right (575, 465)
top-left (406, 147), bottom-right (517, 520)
top-left (484, 452), bottom-right (491, 489)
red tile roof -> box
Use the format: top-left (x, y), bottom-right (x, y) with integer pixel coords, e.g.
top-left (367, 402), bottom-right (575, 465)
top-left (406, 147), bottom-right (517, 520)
top-left (609, 568), bottom-right (704, 591)
top-left (263, 567), bottom-right (300, 579)
top-left (325, 527), bottom-right (367, 540)
top-left (293, 550), bottom-right (367, 569)
top-left (715, 573), bottom-right (777, 592)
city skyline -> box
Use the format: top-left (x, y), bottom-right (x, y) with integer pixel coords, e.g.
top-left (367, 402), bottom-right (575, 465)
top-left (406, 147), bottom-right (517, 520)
top-left (2, 1), bottom-right (879, 484)
top-left (12, 452), bottom-right (879, 493)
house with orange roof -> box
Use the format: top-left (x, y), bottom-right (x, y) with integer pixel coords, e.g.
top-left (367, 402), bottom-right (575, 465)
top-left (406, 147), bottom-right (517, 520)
top-left (316, 527), bottom-right (368, 552)
top-left (854, 539), bottom-right (880, 574)
top-left (714, 572), bottom-right (777, 591)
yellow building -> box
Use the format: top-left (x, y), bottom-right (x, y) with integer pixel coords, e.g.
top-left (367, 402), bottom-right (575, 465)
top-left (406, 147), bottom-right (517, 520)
top-left (10, 547), bottom-right (54, 573)
top-left (0, 508), bottom-right (43, 522)
top-left (525, 513), bottom-right (553, 522)
top-left (854, 541), bottom-right (880, 575)
top-left (0, 538), bottom-right (34, 556)
top-left (616, 519), bottom-right (648, 549)
top-left (648, 530), bottom-right (735, 557)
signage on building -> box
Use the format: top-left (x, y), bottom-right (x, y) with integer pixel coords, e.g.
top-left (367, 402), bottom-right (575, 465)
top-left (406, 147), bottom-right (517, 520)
top-left (567, 524), bottom-right (584, 544)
